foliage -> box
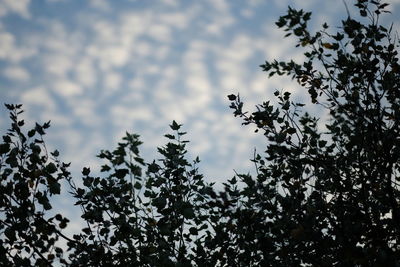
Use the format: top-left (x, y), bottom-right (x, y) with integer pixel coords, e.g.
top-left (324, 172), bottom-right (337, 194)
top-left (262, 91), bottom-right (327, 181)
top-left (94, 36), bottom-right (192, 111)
top-left (66, 122), bottom-right (214, 266)
top-left (1, 0), bottom-right (399, 266)
top-left (223, 0), bottom-right (400, 265)
top-left (0, 104), bottom-right (71, 266)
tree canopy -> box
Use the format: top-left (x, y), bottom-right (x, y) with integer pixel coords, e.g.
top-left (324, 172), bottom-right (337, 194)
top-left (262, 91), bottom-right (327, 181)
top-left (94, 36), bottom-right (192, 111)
top-left (1, 0), bottom-right (400, 266)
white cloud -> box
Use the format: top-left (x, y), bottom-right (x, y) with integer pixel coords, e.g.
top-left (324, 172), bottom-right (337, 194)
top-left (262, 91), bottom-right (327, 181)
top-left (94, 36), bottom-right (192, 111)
top-left (54, 80), bottom-right (83, 97)
top-left (134, 41), bottom-right (151, 57)
top-left (143, 64), bottom-right (161, 75)
top-left (74, 57), bottom-right (97, 88)
top-left (154, 85), bottom-right (174, 103)
top-left (111, 105), bottom-right (154, 127)
top-left (92, 20), bottom-right (116, 43)
top-left (189, 121), bottom-right (212, 155)
top-left (184, 76), bottom-right (212, 105)
top-left (20, 86), bottom-right (56, 110)
top-left (89, 0), bottom-right (111, 11)
top-left (0, 30), bottom-right (36, 62)
top-left (101, 46), bottom-right (130, 67)
top-left (241, 9), bottom-right (254, 18)
top-left (205, 16), bottom-right (235, 35)
top-left (221, 35), bottom-right (253, 62)
top-left (128, 77), bottom-right (145, 91)
top-left (68, 98), bottom-right (100, 127)
top-left (148, 24), bottom-right (172, 42)
top-left (159, 12), bottom-right (189, 29)
top-left (160, 0), bottom-right (179, 7)
top-left (207, 0), bottom-right (230, 13)
top-left (104, 72), bottom-right (122, 91)
top-left (249, 72), bottom-right (268, 94)
top-left (43, 54), bottom-right (72, 77)
top-left (120, 12), bottom-right (149, 37)
top-left (0, 0), bottom-right (31, 19)
top-left (162, 65), bottom-right (178, 80)
top-left (158, 102), bottom-right (187, 123)
top-left (2, 66), bottom-right (30, 82)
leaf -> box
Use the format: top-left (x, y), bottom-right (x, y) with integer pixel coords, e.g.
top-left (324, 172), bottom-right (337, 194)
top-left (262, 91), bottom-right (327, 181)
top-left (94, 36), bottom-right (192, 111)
top-left (82, 167), bottom-right (90, 176)
top-left (227, 94), bottom-right (237, 101)
top-left (51, 150), bottom-right (59, 157)
top-left (4, 103), bottom-right (14, 110)
top-left (76, 188), bottom-right (85, 197)
top-left (35, 123), bottom-right (45, 135)
top-left (319, 140), bottom-right (327, 148)
top-left (5, 228), bottom-right (16, 242)
top-left (59, 218), bottom-right (69, 229)
top-left (49, 180), bottom-right (61, 195)
top-left (153, 197), bottom-right (167, 210)
top-left (134, 181), bottom-right (142, 190)
top-left (189, 227), bottom-right (198, 235)
top-left (46, 162), bottom-right (57, 174)
top-left (286, 128), bottom-right (297, 134)
top-left (148, 162), bottom-right (160, 173)
top-left (43, 120), bottom-right (51, 129)
top-left (170, 120), bottom-right (181, 130)
top-left (183, 207), bottom-right (195, 219)
top-left (164, 134), bottom-right (175, 140)
top-left (0, 143), bottom-right (10, 154)
top-left (115, 168), bottom-right (128, 178)
top-left (3, 135), bottom-right (11, 143)
top-left (322, 43), bottom-right (334, 49)
top-left (100, 164), bottom-right (111, 172)
top-left (28, 129), bottom-right (36, 138)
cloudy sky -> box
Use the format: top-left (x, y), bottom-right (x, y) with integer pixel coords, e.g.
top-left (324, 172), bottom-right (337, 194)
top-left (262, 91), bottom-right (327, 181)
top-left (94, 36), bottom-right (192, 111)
top-left (1, 0), bottom-right (399, 186)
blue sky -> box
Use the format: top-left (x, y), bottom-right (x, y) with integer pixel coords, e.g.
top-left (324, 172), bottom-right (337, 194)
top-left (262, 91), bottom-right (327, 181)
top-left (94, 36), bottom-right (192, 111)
top-left (1, 0), bottom-right (399, 186)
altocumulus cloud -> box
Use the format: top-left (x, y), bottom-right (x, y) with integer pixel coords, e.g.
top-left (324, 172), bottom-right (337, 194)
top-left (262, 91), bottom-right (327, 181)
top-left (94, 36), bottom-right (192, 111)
top-left (0, 0), bottom-right (399, 183)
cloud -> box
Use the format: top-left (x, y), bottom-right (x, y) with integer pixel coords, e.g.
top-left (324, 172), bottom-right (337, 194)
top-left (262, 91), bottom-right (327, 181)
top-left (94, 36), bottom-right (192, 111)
top-left (100, 45), bottom-right (130, 68)
top-left (205, 15), bottom-right (235, 35)
top-left (74, 58), bottom-right (96, 88)
top-left (104, 72), bottom-right (122, 91)
top-left (2, 65), bottom-right (30, 82)
top-left (67, 98), bottom-right (101, 127)
top-left (43, 54), bottom-right (73, 77)
top-left (207, 0), bottom-right (230, 13)
top-left (160, 0), bottom-right (179, 7)
top-left (89, 0), bottom-right (111, 11)
top-left (159, 12), bottom-right (189, 29)
top-left (111, 105), bottom-right (154, 128)
top-left (148, 24), bottom-right (172, 43)
top-left (0, 0), bottom-right (31, 19)
top-left (0, 30), bottom-right (36, 62)
top-left (20, 86), bottom-right (56, 111)
top-left (54, 80), bottom-right (83, 97)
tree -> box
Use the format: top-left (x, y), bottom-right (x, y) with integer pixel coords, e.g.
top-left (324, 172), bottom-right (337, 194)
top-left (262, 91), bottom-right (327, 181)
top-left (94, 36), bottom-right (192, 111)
top-left (1, 0), bottom-right (399, 266)
top-left (215, 0), bottom-right (400, 265)
top-left (65, 123), bottom-right (214, 266)
top-left (0, 106), bottom-right (214, 266)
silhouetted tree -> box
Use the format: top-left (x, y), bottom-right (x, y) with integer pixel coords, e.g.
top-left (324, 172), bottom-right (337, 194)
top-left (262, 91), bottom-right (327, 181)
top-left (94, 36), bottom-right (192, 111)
top-left (214, 0), bottom-right (400, 265)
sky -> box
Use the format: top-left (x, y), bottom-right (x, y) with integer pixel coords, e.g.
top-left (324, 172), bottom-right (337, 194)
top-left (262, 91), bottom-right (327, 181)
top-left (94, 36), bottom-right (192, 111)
top-left (1, 0), bottom-right (400, 187)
